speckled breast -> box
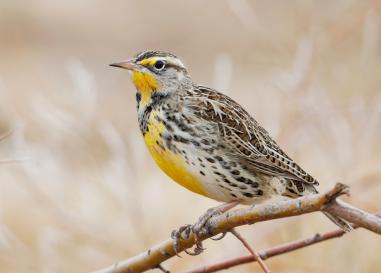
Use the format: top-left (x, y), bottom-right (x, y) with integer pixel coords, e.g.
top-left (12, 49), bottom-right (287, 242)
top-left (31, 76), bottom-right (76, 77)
top-left (143, 111), bottom-right (209, 197)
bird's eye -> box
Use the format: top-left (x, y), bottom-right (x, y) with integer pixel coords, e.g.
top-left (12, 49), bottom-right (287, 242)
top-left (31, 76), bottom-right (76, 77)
top-left (153, 60), bottom-right (165, 70)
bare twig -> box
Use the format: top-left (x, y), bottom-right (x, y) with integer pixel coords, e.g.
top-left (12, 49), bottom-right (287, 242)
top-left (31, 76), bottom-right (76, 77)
top-left (184, 228), bottom-right (348, 273)
top-left (92, 183), bottom-right (381, 273)
top-left (185, 212), bottom-right (381, 273)
top-left (230, 229), bottom-right (271, 273)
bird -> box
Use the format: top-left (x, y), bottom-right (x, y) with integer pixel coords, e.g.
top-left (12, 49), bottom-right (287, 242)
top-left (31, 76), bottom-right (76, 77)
top-left (110, 50), bottom-right (352, 248)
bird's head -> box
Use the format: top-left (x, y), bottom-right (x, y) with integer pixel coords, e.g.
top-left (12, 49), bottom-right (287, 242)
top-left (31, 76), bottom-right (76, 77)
top-left (110, 51), bottom-right (191, 107)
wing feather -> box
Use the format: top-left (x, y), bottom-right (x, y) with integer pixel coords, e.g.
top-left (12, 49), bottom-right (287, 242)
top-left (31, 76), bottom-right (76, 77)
top-left (187, 85), bottom-right (319, 187)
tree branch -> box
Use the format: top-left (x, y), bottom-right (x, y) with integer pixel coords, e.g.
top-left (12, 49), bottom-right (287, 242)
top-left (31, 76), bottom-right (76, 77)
top-left (92, 183), bottom-right (381, 273)
top-left (184, 228), bottom-right (348, 273)
top-left (185, 212), bottom-right (381, 273)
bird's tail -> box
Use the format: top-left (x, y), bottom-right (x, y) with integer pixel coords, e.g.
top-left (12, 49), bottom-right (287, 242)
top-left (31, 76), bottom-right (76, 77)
top-left (285, 181), bottom-right (353, 232)
top-left (323, 212), bottom-right (353, 232)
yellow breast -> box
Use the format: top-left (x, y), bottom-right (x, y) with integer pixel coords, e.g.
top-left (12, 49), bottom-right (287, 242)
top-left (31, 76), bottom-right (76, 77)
top-left (144, 114), bottom-right (208, 197)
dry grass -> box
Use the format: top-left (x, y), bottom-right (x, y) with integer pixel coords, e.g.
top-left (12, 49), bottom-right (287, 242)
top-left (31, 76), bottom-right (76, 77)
top-left (0, 1), bottom-right (380, 272)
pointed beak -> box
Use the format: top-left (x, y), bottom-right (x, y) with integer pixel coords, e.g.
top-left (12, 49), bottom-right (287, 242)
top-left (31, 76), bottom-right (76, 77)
top-left (109, 60), bottom-right (140, 71)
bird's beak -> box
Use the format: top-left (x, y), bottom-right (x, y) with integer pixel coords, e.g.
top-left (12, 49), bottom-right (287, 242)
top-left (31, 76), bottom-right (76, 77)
top-left (109, 60), bottom-right (140, 71)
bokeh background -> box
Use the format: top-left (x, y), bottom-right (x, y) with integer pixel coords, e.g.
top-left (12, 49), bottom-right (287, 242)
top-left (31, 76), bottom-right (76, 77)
top-left (0, 1), bottom-right (381, 272)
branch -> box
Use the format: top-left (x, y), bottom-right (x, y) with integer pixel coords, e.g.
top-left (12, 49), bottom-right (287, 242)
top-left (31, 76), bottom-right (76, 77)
top-left (92, 183), bottom-right (381, 273)
top-left (185, 212), bottom-right (381, 273)
top-left (184, 228), bottom-right (348, 273)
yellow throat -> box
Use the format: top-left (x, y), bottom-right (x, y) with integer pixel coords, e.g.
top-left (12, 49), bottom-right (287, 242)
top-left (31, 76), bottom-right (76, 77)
top-left (131, 71), bottom-right (158, 106)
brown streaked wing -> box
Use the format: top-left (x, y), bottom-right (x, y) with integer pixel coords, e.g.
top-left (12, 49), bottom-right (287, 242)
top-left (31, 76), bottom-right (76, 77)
top-left (187, 85), bottom-right (319, 186)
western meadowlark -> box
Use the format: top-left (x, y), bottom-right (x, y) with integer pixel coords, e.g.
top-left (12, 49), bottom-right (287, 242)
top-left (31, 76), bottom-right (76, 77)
top-left (110, 50), bottom-right (352, 247)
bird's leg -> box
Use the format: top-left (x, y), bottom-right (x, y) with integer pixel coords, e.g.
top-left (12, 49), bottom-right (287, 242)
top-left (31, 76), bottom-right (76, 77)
top-left (193, 201), bottom-right (239, 236)
top-left (171, 201), bottom-right (239, 256)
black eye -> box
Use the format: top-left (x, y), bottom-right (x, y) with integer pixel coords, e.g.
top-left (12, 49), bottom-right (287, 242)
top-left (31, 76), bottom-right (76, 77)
top-left (154, 60), bottom-right (165, 70)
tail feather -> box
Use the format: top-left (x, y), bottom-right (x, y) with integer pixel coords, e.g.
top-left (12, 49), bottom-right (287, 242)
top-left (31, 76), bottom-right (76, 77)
top-left (323, 212), bottom-right (353, 232)
top-left (282, 180), bottom-right (353, 232)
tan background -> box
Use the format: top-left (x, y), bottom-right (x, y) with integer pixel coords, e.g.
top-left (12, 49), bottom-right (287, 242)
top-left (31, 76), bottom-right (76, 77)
top-left (0, 1), bottom-right (380, 272)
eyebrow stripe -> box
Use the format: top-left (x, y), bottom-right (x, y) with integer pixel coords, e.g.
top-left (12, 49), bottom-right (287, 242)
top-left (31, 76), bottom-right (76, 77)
top-left (138, 58), bottom-right (157, 66)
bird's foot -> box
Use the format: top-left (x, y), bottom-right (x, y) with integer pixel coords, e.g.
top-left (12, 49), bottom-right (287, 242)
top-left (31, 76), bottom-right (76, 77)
top-left (171, 224), bottom-right (204, 256)
top-left (171, 202), bottom-right (238, 256)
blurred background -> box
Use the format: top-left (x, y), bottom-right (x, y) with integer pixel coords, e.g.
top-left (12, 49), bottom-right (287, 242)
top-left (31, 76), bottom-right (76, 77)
top-left (0, 1), bottom-right (380, 272)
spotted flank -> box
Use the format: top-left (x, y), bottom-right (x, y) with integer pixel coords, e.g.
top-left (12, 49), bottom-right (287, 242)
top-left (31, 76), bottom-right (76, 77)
top-left (141, 104), bottom-right (270, 203)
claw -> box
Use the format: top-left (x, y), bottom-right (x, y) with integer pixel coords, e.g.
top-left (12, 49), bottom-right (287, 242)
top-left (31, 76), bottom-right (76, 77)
top-left (170, 202), bottom-right (239, 257)
top-left (171, 225), bottom-right (192, 257)
top-left (211, 232), bottom-right (227, 241)
top-left (172, 224), bottom-right (207, 256)
top-left (172, 241), bottom-right (182, 258)
top-left (184, 239), bottom-right (205, 256)
top-left (182, 225), bottom-right (193, 240)
top-left (184, 245), bottom-right (204, 256)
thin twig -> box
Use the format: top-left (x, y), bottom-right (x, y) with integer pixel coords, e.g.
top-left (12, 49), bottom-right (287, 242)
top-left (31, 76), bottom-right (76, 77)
top-left (230, 228), bottom-right (271, 273)
top-left (185, 212), bottom-right (381, 273)
top-left (92, 183), bottom-right (381, 273)
top-left (184, 228), bottom-right (348, 273)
